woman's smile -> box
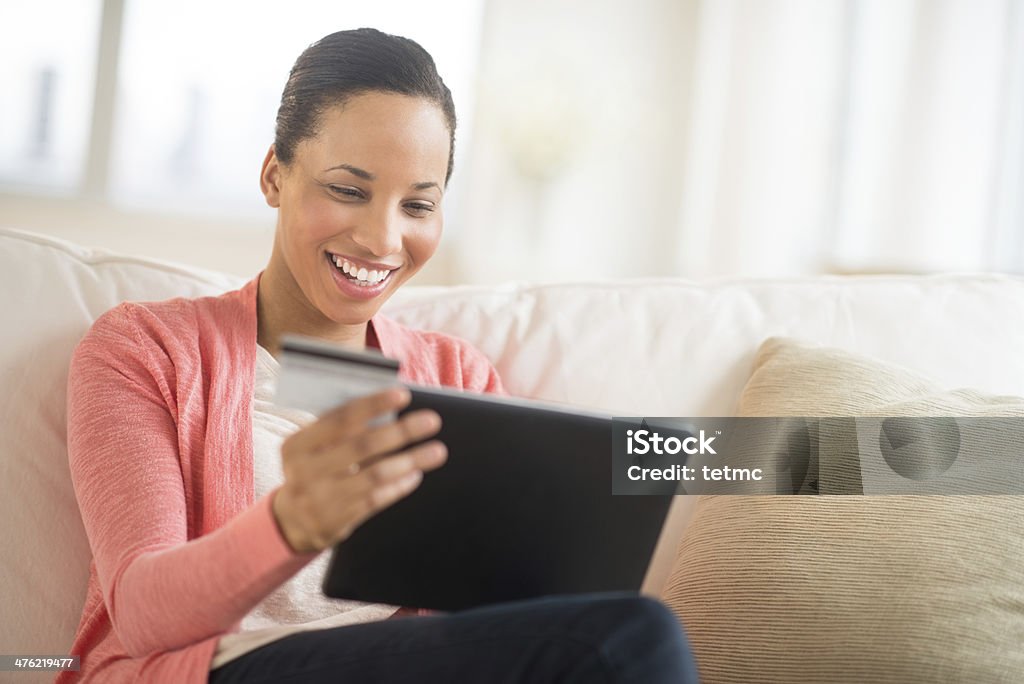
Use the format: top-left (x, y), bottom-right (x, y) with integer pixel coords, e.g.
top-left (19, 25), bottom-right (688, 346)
top-left (325, 251), bottom-right (399, 300)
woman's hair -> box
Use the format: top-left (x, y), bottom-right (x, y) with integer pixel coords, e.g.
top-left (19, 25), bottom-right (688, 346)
top-left (274, 28), bottom-right (457, 183)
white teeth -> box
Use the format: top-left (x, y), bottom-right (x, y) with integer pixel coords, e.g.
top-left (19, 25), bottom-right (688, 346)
top-left (330, 254), bottom-right (392, 284)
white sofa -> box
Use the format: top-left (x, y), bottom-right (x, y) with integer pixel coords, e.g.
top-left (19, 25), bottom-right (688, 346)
top-left (4, 227), bottom-right (1024, 681)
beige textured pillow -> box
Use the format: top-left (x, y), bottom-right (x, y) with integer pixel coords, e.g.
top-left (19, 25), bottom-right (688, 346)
top-left (663, 337), bottom-right (1024, 683)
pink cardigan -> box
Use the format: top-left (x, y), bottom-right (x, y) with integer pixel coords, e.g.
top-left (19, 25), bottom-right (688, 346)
top-left (59, 276), bottom-right (503, 683)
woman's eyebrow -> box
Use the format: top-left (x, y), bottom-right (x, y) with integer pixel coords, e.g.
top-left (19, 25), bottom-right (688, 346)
top-left (324, 163), bottom-right (375, 180)
top-left (323, 164), bottom-right (438, 191)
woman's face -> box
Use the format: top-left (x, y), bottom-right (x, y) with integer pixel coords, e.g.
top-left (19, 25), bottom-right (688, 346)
top-left (261, 91), bottom-right (450, 327)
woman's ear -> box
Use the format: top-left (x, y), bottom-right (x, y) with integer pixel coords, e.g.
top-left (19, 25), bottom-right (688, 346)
top-left (260, 145), bottom-right (283, 208)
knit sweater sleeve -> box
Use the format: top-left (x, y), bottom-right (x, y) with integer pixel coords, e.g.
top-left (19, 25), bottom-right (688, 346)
top-left (66, 307), bottom-right (316, 659)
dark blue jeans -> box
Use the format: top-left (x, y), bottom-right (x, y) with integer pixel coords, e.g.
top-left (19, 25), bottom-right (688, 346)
top-left (208, 593), bottom-right (699, 683)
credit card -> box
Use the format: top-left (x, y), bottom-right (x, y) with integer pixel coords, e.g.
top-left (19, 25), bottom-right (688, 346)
top-left (275, 334), bottom-right (402, 417)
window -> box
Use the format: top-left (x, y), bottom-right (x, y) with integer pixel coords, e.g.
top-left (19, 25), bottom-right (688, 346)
top-left (0, 2), bottom-right (102, 192)
top-left (2, 0), bottom-right (484, 219)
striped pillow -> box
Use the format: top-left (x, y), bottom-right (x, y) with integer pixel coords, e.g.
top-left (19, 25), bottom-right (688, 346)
top-left (662, 337), bottom-right (1024, 683)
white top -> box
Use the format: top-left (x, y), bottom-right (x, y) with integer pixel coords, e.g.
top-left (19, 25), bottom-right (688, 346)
top-left (211, 345), bottom-right (398, 670)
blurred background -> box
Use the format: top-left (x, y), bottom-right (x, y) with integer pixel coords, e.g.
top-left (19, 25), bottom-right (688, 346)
top-left (1, 0), bottom-right (1022, 284)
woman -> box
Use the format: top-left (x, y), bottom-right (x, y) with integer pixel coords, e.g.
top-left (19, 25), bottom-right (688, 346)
top-left (60, 28), bottom-right (699, 683)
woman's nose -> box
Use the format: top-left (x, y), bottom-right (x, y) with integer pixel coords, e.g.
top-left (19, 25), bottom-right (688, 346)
top-left (351, 205), bottom-right (403, 257)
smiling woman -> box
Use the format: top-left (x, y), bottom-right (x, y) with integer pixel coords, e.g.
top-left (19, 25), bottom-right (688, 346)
top-left (58, 28), bottom-right (698, 684)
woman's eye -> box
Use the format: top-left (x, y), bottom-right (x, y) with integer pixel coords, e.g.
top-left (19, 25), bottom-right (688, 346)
top-left (329, 185), bottom-right (364, 199)
top-left (405, 203), bottom-right (435, 217)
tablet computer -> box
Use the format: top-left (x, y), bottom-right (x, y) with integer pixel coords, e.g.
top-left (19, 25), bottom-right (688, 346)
top-left (320, 385), bottom-right (675, 612)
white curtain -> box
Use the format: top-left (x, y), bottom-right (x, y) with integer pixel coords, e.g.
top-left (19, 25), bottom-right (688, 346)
top-left (459, 0), bottom-right (1024, 283)
top-left (675, 0), bottom-right (1024, 277)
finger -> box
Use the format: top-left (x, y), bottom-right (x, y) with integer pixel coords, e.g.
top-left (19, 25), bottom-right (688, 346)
top-left (317, 450), bottom-right (441, 549)
top-left (368, 469), bottom-right (423, 509)
top-left (284, 387), bottom-right (411, 456)
top-left (348, 440), bottom-right (447, 487)
top-left (409, 439), bottom-right (448, 472)
top-left (339, 409), bottom-right (441, 471)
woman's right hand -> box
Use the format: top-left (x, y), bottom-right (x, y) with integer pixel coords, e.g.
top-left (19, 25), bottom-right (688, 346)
top-left (271, 387), bottom-right (446, 554)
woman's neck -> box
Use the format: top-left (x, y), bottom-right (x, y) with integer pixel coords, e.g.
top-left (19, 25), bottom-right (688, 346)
top-left (257, 260), bottom-right (367, 359)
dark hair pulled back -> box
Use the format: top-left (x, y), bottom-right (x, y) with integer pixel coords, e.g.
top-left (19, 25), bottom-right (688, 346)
top-left (274, 28), bottom-right (457, 183)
